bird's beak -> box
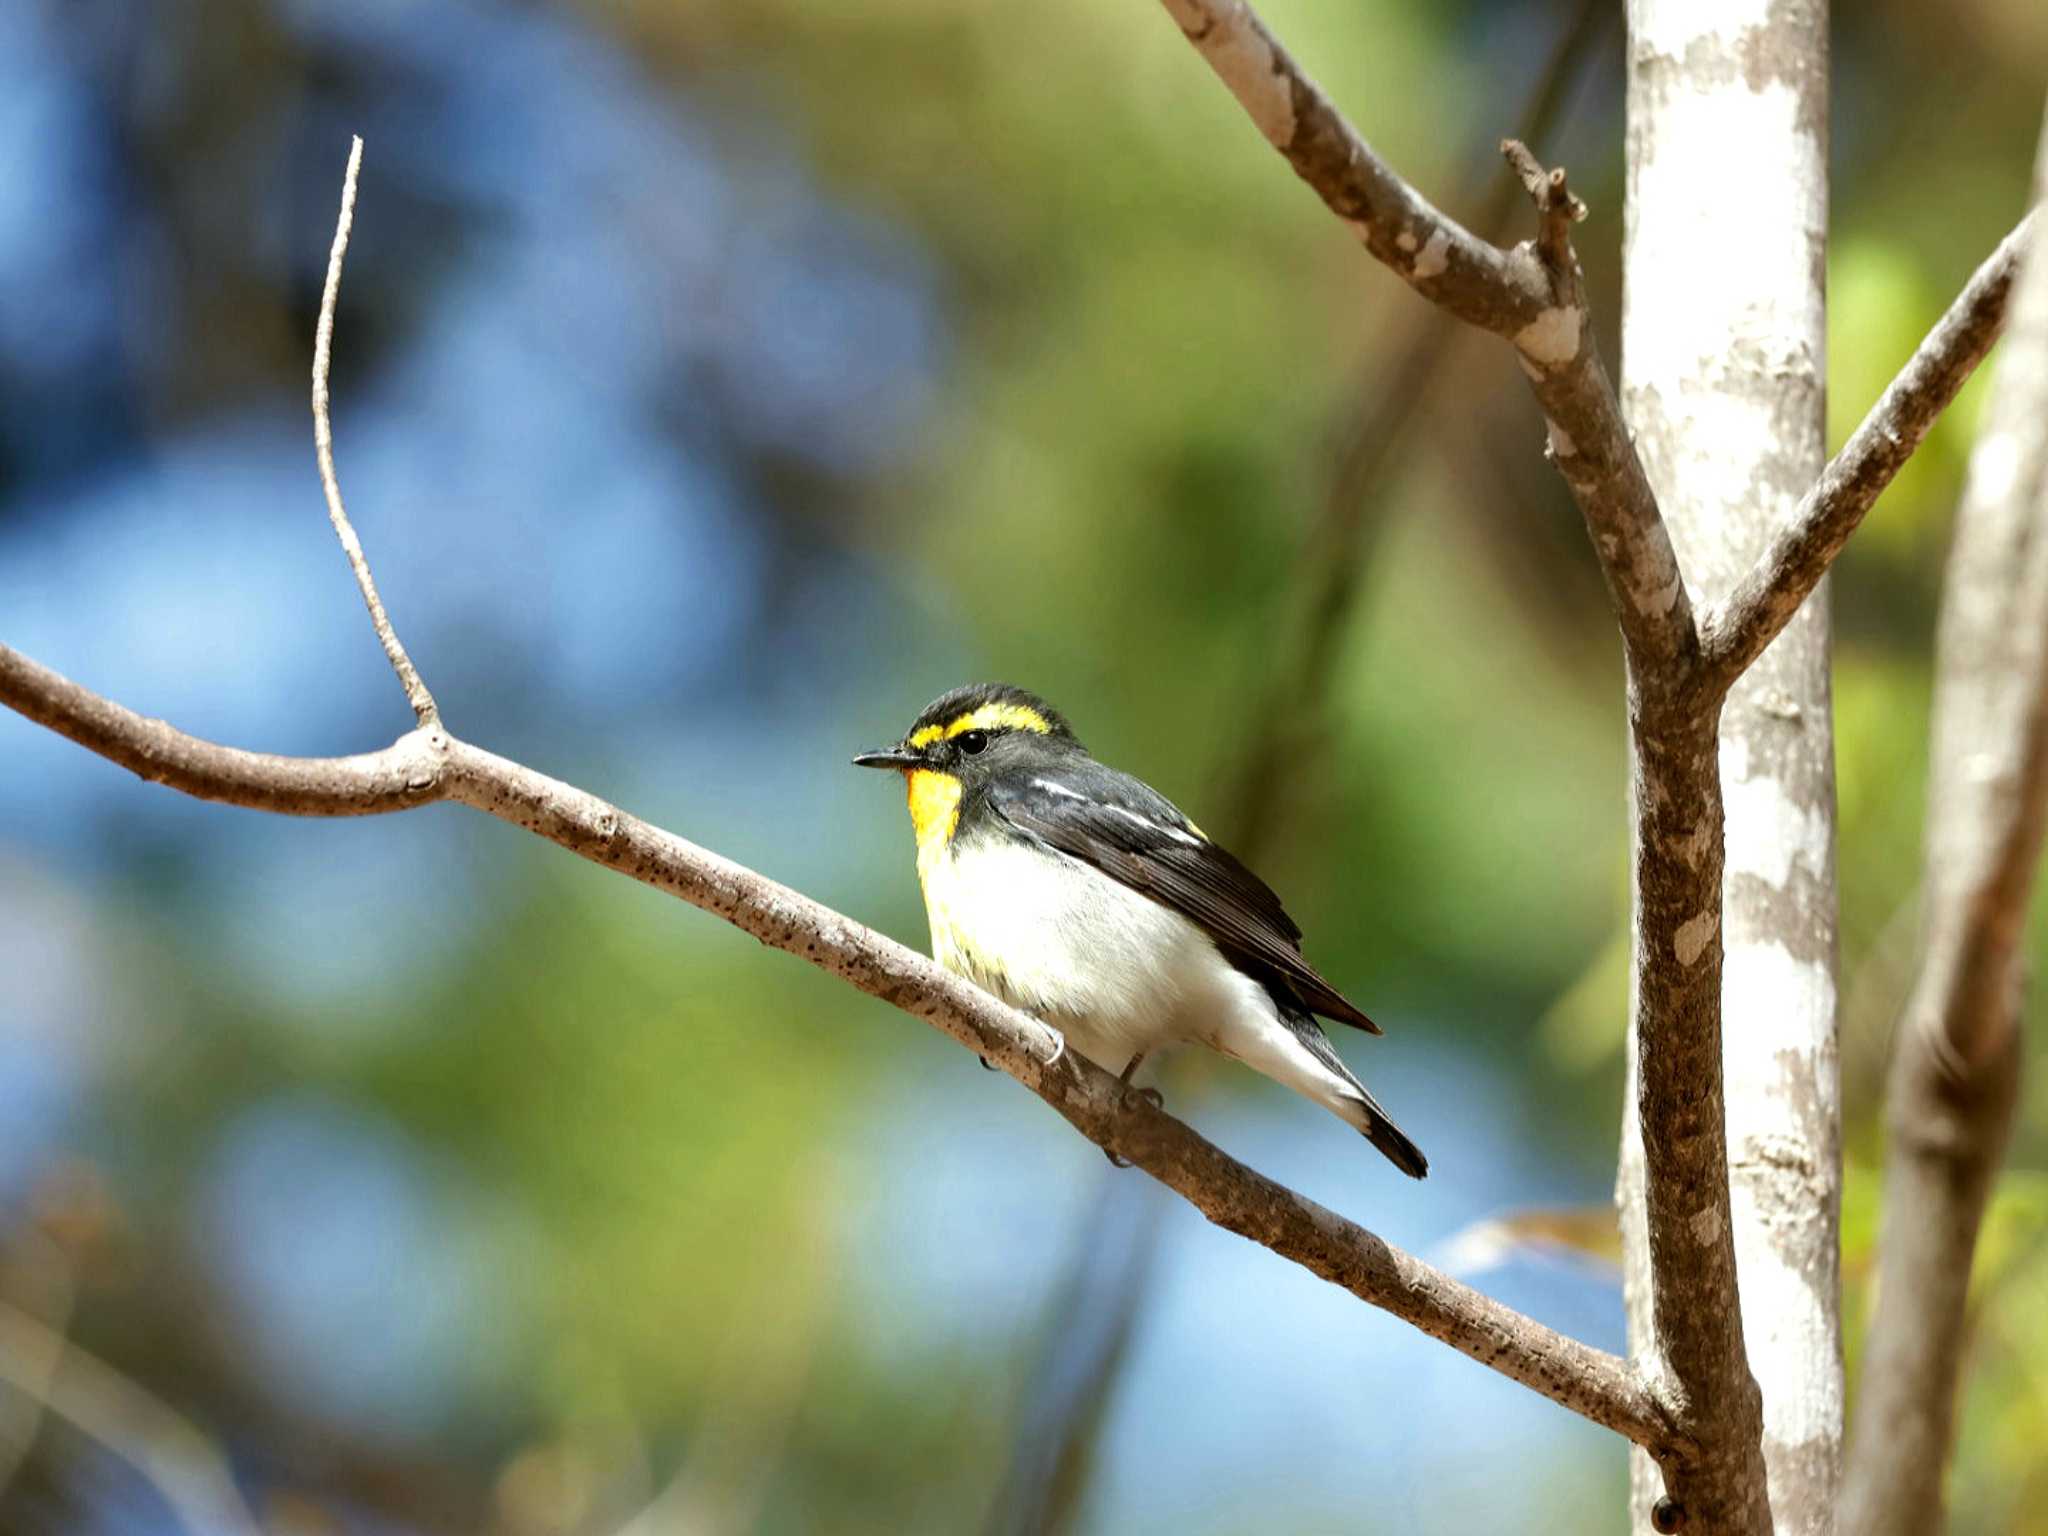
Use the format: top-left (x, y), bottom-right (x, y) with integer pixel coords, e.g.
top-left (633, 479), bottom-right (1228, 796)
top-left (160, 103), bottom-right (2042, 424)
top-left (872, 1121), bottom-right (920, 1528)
top-left (852, 746), bottom-right (923, 771)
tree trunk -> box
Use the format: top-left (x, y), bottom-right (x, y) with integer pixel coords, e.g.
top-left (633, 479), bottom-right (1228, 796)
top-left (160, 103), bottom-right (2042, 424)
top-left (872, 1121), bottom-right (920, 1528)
top-left (1618, 5), bottom-right (1841, 1531)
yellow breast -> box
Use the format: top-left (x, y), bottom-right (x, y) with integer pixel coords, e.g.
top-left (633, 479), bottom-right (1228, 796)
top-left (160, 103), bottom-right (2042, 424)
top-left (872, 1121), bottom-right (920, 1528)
top-left (906, 769), bottom-right (962, 881)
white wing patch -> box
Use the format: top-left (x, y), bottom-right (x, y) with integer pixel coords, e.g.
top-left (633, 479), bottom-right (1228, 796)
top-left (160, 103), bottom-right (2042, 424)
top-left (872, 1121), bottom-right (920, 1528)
top-left (1032, 778), bottom-right (1087, 799)
top-left (1101, 803), bottom-right (1202, 845)
top-left (1031, 779), bottom-right (1200, 845)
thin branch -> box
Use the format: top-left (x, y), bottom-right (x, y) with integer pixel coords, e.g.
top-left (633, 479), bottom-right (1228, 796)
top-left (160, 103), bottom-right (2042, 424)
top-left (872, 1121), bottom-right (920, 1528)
top-left (1704, 208), bottom-right (2041, 688)
top-left (0, 1301), bottom-right (263, 1536)
top-left (312, 136), bottom-right (438, 726)
top-left (0, 116), bottom-right (1703, 1521)
top-left (1155, 0), bottom-right (1696, 679)
top-left (0, 637), bottom-right (1684, 1464)
top-left (1840, 103), bottom-right (2048, 1536)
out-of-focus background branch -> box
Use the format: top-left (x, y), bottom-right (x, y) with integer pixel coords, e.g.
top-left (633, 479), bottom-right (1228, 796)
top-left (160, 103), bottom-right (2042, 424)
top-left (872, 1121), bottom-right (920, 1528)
top-left (0, 1), bottom-right (2043, 1533)
top-left (1841, 102), bottom-right (2048, 1536)
top-left (990, 9), bottom-right (1616, 1529)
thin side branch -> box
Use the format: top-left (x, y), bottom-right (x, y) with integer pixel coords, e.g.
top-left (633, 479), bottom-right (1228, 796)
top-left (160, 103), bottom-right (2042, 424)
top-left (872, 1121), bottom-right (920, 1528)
top-left (6, 105), bottom-right (1674, 1458)
top-left (312, 136), bottom-right (438, 726)
top-left (1840, 104), bottom-right (2048, 1536)
top-left (1155, 0), bottom-right (1695, 678)
top-left (0, 641), bottom-right (1684, 1464)
top-left (1704, 208), bottom-right (2040, 687)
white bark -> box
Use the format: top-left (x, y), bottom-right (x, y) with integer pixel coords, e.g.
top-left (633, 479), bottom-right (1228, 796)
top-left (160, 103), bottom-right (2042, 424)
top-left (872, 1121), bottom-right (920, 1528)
top-left (1620, 5), bottom-right (1841, 1532)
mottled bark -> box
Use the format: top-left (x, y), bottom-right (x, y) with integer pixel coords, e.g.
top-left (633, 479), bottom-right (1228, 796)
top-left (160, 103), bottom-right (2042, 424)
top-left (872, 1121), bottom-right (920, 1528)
top-left (1619, 5), bottom-right (1838, 1532)
top-left (1840, 104), bottom-right (2048, 1536)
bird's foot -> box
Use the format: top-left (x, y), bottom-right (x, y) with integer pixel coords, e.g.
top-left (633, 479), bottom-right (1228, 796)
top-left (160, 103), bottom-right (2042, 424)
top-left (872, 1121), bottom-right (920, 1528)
top-left (978, 1055), bottom-right (997, 1071)
top-left (1040, 1027), bottom-right (1067, 1070)
top-left (1103, 1071), bottom-right (1164, 1167)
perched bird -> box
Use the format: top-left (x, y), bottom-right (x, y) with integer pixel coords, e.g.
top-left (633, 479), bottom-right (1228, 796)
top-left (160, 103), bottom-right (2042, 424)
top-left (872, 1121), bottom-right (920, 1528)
top-left (854, 682), bottom-right (1426, 1178)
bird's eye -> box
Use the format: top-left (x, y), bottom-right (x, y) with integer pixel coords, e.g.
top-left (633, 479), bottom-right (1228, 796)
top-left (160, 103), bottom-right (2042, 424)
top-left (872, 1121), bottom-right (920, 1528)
top-left (956, 730), bottom-right (990, 755)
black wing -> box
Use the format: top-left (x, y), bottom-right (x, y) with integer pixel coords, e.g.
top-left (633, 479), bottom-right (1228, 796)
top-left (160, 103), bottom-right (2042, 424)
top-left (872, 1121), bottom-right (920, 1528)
top-left (985, 766), bottom-right (1381, 1034)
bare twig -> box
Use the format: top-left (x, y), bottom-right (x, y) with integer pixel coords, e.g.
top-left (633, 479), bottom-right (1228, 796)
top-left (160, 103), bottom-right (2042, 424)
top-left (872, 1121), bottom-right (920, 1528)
top-left (1704, 209), bottom-right (2040, 689)
top-left (0, 638), bottom-right (1682, 1463)
top-left (1500, 137), bottom-right (1585, 280)
top-left (0, 143), bottom-right (1699, 1475)
top-left (1840, 105), bottom-right (2048, 1536)
top-left (312, 136), bottom-right (438, 726)
top-left (0, 1301), bottom-right (263, 1536)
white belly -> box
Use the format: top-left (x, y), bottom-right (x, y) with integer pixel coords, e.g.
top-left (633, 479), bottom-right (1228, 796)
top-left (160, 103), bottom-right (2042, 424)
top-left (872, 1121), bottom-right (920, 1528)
top-left (920, 833), bottom-right (1243, 1073)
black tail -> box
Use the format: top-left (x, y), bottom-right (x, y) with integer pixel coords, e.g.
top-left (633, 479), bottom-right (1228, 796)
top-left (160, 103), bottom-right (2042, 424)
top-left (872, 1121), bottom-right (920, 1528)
top-left (1278, 1006), bottom-right (1429, 1178)
top-left (1356, 1095), bottom-right (1429, 1179)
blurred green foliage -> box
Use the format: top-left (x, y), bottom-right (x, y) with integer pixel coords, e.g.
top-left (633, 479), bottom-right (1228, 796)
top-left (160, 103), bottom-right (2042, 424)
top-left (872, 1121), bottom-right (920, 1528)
top-left (3, 0), bottom-right (2047, 1531)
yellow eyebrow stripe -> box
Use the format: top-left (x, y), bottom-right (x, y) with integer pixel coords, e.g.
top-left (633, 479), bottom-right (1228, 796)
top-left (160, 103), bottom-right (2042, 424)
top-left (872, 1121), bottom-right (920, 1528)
top-left (906, 702), bottom-right (1053, 750)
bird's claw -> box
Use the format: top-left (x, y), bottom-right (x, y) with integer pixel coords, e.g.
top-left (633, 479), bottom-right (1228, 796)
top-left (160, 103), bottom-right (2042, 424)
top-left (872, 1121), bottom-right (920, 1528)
top-left (1103, 1079), bottom-right (1163, 1167)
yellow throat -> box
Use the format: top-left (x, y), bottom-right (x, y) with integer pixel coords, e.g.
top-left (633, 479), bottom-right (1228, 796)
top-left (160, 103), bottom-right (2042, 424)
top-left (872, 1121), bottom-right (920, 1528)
top-left (906, 769), bottom-right (962, 879)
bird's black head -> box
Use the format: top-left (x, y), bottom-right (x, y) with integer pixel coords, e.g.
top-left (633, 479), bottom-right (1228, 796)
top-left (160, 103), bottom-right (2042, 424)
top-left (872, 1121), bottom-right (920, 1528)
top-left (853, 682), bottom-right (1083, 783)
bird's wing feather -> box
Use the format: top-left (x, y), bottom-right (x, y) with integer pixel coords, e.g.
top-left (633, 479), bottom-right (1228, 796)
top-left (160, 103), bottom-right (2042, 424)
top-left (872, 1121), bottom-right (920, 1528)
top-left (985, 768), bottom-right (1381, 1034)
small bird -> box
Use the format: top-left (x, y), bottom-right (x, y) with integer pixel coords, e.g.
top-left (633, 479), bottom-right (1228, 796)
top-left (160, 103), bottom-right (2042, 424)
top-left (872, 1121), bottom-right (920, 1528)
top-left (854, 682), bottom-right (1426, 1178)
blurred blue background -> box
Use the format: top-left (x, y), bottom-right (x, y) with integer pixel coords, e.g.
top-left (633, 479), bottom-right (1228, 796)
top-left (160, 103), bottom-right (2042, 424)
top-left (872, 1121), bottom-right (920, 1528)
top-left (2, 0), bottom-right (2045, 1532)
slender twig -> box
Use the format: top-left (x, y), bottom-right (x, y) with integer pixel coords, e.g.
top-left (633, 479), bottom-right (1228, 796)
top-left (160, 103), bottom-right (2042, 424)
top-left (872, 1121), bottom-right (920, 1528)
top-left (1840, 107), bottom-right (2048, 1536)
top-left (0, 638), bottom-right (1683, 1462)
top-left (1704, 208), bottom-right (2040, 688)
top-left (1500, 137), bottom-right (1585, 279)
top-left (0, 140), bottom-right (1694, 1468)
top-left (0, 1301), bottom-right (263, 1536)
top-left (312, 137), bottom-right (438, 726)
